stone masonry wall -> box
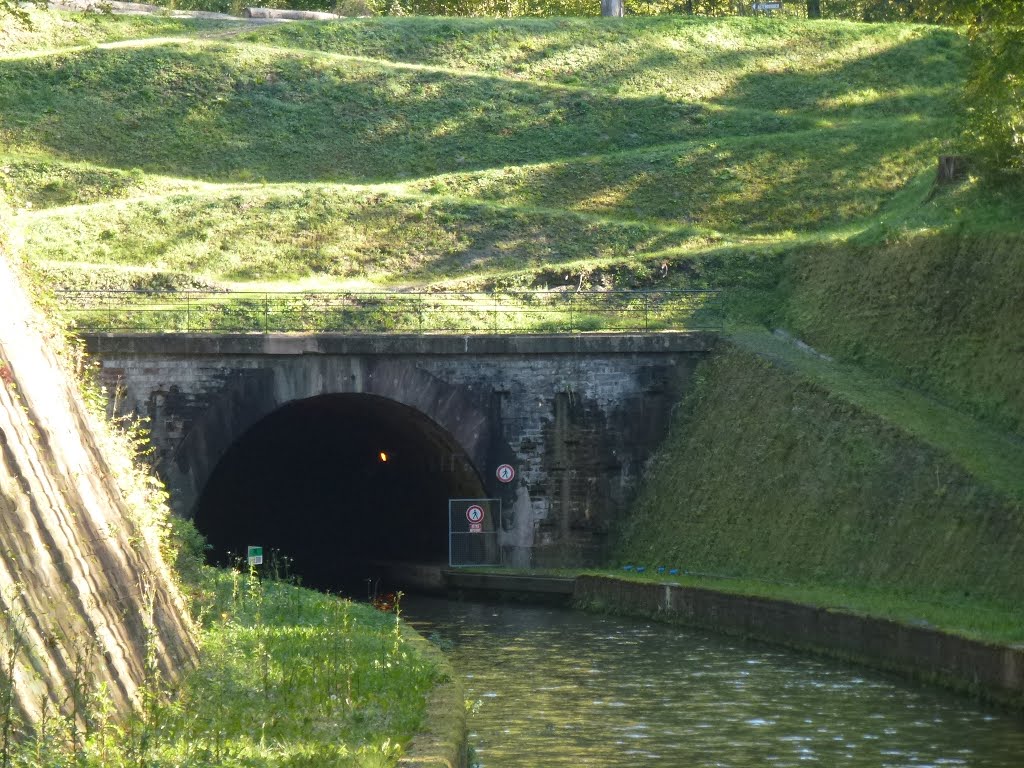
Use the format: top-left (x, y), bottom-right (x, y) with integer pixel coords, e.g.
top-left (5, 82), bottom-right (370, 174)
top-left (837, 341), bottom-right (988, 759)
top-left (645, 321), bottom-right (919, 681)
top-left (84, 333), bottom-right (712, 566)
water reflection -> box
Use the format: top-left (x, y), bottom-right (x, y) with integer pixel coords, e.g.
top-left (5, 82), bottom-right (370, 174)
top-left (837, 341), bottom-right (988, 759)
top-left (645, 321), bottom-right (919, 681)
top-left (401, 597), bottom-right (1024, 768)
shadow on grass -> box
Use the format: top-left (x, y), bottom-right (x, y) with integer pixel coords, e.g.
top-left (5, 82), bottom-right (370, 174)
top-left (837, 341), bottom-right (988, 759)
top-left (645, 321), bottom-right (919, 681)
top-left (23, 188), bottom-right (707, 282)
top-left (715, 30), bottom-right (964, 117)
top-left (0, 41), bottom-right (802, 184)
top-left (0, 21), bottom-right (961, 187)
top-left (410, 118), bottom-right (943, 232)
top-left (240, 16), bottom-right (963, 116)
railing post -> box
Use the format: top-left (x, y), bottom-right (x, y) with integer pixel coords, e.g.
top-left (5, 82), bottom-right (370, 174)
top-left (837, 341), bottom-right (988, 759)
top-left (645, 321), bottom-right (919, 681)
top-left (264, 293), bottom-right (270, 333)
top-left (569, 292), bottom-right (575, 333)
top-left (644, 292), bottom-right (650, 332)
top-left (419, 294), bottom-right (424, 334)
top-left (186, 292), bottom-right (191, 332)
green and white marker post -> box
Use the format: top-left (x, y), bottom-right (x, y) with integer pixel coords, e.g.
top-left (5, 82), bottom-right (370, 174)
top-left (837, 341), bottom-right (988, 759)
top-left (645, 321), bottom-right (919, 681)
top-left (247, 545), bottom-right (263, 566)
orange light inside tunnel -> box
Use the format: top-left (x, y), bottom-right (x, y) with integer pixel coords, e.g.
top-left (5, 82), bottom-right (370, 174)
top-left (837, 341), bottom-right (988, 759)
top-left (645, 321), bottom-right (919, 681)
top-left (379, 451), bottom-right (389, 463)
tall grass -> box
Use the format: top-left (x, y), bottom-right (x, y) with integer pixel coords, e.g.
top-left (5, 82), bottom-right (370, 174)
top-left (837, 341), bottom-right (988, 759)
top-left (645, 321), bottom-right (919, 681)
top-left (0, 565), bottom-right (439, 767)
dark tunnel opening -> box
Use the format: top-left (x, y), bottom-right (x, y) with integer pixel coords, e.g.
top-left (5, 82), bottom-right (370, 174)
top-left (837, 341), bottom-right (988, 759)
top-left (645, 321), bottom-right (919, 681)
top-left (192, 394), bottom-right (487, 594)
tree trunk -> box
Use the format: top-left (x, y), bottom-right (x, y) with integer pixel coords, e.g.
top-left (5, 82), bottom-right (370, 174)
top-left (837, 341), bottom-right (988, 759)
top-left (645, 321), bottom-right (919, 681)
top-left (807, 0), bottom-right (821, 18)
top-left (601, 0), bottom-right (624, 16)
top-left (936, 155), bottom-right (968, 185)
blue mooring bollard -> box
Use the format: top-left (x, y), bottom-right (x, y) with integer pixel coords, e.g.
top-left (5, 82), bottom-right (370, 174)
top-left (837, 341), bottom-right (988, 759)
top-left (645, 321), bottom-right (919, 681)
top-left (636, 566), bottom-right (646, 574)
top-left (623, 564), bottom-right (634, 571)
top-left (669, 568), bottom-right (680, 576)
top-left (657, 566), bottom-right (666, 574)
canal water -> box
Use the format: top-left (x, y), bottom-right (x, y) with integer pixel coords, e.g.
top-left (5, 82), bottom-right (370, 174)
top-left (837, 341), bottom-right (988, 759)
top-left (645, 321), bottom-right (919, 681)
top-left (401, 596), bottom-right (1024, 768)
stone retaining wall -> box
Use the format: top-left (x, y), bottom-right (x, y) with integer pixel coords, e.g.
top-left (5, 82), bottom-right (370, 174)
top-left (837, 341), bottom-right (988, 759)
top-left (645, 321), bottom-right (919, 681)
top-left (87, 332), bottom-right (711, 566)
top-left (574, 575), bottom-right (1024, 710)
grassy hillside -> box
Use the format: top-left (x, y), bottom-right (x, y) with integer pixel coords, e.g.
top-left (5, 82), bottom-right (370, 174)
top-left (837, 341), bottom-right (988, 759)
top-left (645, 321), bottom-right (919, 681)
top-left (8, 11), bottom-right (1015, 430)
top-left (4, 10), bottom-right (1024, 630)
top-left (781, 222), bottom-right (1024, 436)
top-left (617, 336), bottom-right (1024, 602)
top-left (1, 13), bottom-right (975, 311)
top-left (2, 14), bottom-right (962, 205)
top-left (22, 186), bottom-right (715, 287)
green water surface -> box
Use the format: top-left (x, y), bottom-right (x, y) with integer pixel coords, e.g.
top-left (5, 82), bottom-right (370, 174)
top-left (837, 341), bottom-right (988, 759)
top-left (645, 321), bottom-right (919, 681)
top-left (402, 597), bottom-right (1024, 768)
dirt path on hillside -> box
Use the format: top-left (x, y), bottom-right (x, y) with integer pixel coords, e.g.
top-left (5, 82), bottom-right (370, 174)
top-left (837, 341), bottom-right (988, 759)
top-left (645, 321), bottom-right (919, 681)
top-left (49, 0), bottom-right (343, 30)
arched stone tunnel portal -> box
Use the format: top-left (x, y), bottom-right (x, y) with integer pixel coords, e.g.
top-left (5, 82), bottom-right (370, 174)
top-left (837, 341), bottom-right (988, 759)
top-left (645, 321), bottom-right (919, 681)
top-left (192, 393), bottom-right (487, 592)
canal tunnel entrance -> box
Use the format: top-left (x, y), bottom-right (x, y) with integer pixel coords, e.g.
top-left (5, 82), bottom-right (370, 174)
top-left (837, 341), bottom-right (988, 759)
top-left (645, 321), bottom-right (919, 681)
top-left (192, 393), bottom-right (487, 593)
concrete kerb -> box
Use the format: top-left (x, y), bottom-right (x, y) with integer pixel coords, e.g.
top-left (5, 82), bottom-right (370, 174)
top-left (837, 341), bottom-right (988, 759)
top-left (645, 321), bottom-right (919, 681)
top-left (399, 624), bottom-right (468, 768)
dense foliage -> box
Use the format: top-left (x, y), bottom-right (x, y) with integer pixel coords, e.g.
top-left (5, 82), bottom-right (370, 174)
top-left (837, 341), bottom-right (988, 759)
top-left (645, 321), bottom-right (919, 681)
top-left (961, 4), bottom-right (1023, 176)
top-left (0, 0), bottom-right (43, 23)
top-left (966, 30), bottom-right (1022, 175)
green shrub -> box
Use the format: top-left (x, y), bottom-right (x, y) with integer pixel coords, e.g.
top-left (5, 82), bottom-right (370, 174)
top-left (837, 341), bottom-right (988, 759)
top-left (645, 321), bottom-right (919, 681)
top-left (964, 27), bottom-right (1024, 177)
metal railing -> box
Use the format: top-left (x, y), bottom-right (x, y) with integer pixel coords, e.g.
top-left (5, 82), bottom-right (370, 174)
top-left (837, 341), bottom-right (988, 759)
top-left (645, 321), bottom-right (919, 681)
top-left (56, 289), bottom-right (722, 335)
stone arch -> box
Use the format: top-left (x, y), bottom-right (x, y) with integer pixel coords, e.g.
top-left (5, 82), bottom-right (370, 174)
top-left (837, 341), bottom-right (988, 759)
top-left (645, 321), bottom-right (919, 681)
top-left (160, 358), bottom-right (506, 587)
top-left (191, 392), bottom-right (492, 588)
top-left (162, 356), bottom-right (499, 523)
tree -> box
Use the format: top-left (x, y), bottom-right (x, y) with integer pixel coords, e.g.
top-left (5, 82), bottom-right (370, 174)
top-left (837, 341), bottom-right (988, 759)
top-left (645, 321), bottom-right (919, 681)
top-left (921, 1), bottom-right (1024, 175)
top-left (1, 0), bottom-right (27, 22)
top-left (807, 0), bottom-right (821, 17)
top-left (1, 0), bottom-right (45, 24)
top-left (922, 0), bottom-right (1024, 26)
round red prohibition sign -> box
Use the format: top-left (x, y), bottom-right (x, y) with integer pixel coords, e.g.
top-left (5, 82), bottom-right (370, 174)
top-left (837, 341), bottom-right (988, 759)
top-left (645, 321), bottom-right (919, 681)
top-left (496, 464), bottom-right (515, 483)
top-left (466, 505), bottom-right (485, 524)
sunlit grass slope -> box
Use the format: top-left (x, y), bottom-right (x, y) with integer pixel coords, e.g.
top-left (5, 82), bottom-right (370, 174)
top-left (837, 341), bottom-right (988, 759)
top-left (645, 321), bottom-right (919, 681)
top-left (22, 186), bottom-right (720, 287)
top-left (2, 12), bottom-right (966, 288)
top-left (241, 16), bottom-right (962, 114)
top-left (0, 15), bottom-right (963, 188)
top-left (0, 11), bottom-right (235, 56)
top-left (5, 8), bottom-right (1023, 644)
top-left (10, 10), bottom-right (1019, 430)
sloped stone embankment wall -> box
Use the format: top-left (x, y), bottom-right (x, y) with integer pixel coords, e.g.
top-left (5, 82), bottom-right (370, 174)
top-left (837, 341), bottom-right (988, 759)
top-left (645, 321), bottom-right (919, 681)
top-left (0, 247), bottom-right (196, 726)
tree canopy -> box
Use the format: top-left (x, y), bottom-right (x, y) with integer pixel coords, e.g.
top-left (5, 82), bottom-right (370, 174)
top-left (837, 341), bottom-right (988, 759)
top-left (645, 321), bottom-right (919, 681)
top-left (1, 0), bottom-right (46, 24)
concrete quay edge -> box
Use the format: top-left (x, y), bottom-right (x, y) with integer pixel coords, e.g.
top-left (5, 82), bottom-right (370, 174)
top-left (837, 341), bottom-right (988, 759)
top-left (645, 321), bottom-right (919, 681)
top-left (573, 575), bottom-right (1024, 711)
top-left (399, 624), bottom-right (468, 768)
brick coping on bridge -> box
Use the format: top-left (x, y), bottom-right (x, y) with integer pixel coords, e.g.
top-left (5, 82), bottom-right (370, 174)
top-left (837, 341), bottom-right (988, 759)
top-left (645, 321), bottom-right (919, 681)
top-left (82, 331), bottom-right (717, 357)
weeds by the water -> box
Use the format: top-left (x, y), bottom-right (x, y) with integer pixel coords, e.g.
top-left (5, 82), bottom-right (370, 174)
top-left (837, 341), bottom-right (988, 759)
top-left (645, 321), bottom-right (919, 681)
top-left (0, 566), bottom-right (438, 767)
